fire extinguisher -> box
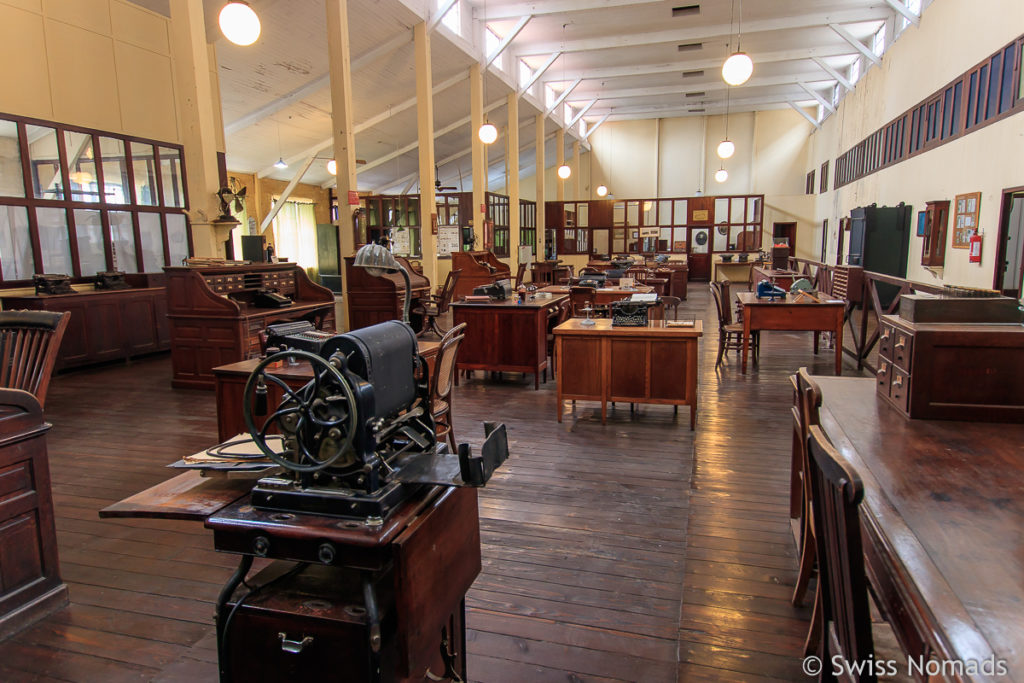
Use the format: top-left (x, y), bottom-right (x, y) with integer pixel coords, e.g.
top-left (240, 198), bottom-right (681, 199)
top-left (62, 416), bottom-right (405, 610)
top-left (969, 231), bottom-right (983, 264)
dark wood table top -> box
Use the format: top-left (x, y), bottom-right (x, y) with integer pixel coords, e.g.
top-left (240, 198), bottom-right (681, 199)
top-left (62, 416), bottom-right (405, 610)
top-left (450, 294), bottom-right (568, 310)
top-left (538, 285), bottom-right (654, 295)
top-left (554, 318), bottom-right (702, 337)
top-left (736, 291), bottom-right (845, 307)
top-left (212, 340), bottom-right (441, 379)
top-left (816, 376), bottom-right (1024, 679)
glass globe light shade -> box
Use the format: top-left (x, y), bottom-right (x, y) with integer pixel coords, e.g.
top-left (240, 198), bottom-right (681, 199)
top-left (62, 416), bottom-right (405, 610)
top-left (219, 2), bottom-right (261, 46)
top-left (722, 52), bottom-right (753, 86)
top-left (714, 168), bottom-right (729, 183)
top-left (478, 122), bottom-right (498, 144)
top-left (596, 185), bottom-right (608, 197)
top-left (717, 139), bottom-right (735, 159)
top-left (327, 159), bottom-right (337, 175)
top-left (557, 164), bottom-right (571, 179)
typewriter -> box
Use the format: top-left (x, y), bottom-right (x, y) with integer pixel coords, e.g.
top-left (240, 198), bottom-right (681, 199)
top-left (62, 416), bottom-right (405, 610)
top-left (264, 320), bottom-right (333, 353)
top-left (243, 320), bottom-right (509, 520)
top-left (472, 278), bottom-right (514, 300)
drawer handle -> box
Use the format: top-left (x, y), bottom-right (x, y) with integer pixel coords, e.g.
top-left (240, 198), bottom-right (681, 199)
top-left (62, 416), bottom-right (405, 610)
top-left (895, 337), bottom-right (906, 350)
top-left (279, 633), bottom-right (314, 654)
top-left (893, 376), bottom-right (903, 388)
top-left (881, 329), bottom-right (891, 342)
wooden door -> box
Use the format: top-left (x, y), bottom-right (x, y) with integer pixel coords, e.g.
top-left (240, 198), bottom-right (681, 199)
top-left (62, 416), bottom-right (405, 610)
top-left (687, 197), bottom-right (714, 281)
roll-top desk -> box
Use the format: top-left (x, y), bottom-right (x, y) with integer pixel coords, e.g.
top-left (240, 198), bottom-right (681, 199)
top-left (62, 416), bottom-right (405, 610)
top-left (450, 251), bottom-right (510, 300)
top-left (164, 263), bottom-right (335, 390)
top-left (344, 256), bottom-right (430, 331)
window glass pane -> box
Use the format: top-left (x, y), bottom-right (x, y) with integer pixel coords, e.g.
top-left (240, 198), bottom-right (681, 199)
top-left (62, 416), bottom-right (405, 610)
top-left (159, 147), bottom-right (185, 207)
top-left (74, 209), bottom-right (106, 275)
top-left (626, 201), bottom-right (639, 226)
top-left (1000, 44), bottom-right (1015, 113)
top-left (731, 199), bottom-right (745, 224)
top-left (673, 199), bottom-right (687, 224)
top-left (612, 201), bottom-right (625, 225)
top-left (109, 211), bottom-right (138, 273)
top-left (714, 198), bottom-right (729, 222)
top-left (36, 207), bottom-right (73, 274)
top-left (592, 228), bottom-right (608, 255)
top-left (641, 200), bottom-right (655, 226)
top-left (577, 202), bottom-right (588, 227)
top-left (99, 137), bottom-right (130, 204)
top-left (132, 142), bottom-right (158, 205)
top-left (167, 213), bottom-right (189, 265)
top-left (749, 197), bottom-right (762, 224)
top-left (27, 125), bottom-right (63, 200)
top-left (0, 120), bottom-right (25, 197)
top-left (64, 131), bottom-right (99, 203)
top-left (139, 212), bottom-right (164, 271)
top-left (713, 222), bottom-right (729, 251)
top-left (0, 205), bottom-right (33, 279)
top-left (660, 227), bottom-right (673, 250)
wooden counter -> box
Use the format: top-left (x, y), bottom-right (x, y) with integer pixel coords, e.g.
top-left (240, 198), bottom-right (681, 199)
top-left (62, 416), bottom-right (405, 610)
top-left (451, 295), bottom-right (567, 390)
top-left (553, 318), bottom-right (702, 428)
top-left (817, 376), bottom-right (1024, 681)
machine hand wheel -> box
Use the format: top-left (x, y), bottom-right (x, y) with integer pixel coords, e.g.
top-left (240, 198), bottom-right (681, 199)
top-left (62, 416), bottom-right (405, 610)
top-left (242, 349), bottom-right (359, 473)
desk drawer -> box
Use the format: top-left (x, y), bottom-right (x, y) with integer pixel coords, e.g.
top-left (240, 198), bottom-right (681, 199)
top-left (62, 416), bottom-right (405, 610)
top-left (879, 323), bottom-right (895, 360)
top-left (876, 359), bottom-right (892, 397)
top-left (889, 367), bottom-right (910, 413)
top-left (892, 330), bottom-right (913, 372)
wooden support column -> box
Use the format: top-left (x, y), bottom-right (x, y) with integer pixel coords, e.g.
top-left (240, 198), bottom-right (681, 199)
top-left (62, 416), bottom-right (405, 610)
top-left (572, 140), bottom-right (580, 201)
top-left (507, 93), bottom-right (520, 270)
top-left (414, 22), bottom-right (438, 286)
top-left (470, 63), bottom-right (486, 250)
top-left (170, 0), bottom-right (226, 257)
top-left (326, 0), bottom-right (358, 330)
top-left (555, 127), bottom-right (565, 202)
top-left (535, 114), bottom-right (546, 260)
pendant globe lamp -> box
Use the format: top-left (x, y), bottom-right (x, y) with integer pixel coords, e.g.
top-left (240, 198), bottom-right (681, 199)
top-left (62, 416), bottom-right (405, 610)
top-left (219, 2), bottom-right (261, 46)
top-left (477, 0), bottom-right (497, 144)
top-left (717, 85), bottom-right (735, 159)
top-left (721, 0), bottom-right (752, 86)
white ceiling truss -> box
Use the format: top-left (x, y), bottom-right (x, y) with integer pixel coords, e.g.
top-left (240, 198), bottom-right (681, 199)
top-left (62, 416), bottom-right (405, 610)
top-left (212, 0), bottom-right (926, 191)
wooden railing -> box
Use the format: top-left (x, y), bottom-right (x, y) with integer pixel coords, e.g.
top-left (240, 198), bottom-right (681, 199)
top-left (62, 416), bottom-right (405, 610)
top-left (786, 257), bottom-right (947, 374)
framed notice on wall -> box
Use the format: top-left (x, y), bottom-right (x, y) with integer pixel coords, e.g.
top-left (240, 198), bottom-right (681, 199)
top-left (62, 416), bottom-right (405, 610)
top-left (952, 191), bottom-right (981, 248)
top-left (437, 226), bottom-right (460, 256)
top-left (518, 245), bottom-right (534, 264)
top-left (391, 228), bottom-right (410, 255)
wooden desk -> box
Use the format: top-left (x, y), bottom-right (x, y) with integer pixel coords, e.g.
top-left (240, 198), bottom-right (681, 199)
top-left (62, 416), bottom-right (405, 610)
top-left (752, 266), bottom-right (799, 290)
top-left (451, 251), bottom-right (511, 299)
top-left (344, 255), bottom-right (430, 331)
top-left (553, 319), bottom-right (702, 428)
top-left (736, 292), bottom-right (845, 375)
top-left (538, 284), bottom-right (654, 305)
top-left (450, 295), bottom-right (567, 390)
top-left (712, 259), bottom-right (756, 287)
top-left (817, 376), bottom-right (1024, 680)
top-left (212, 340), bottom-right (440, 442)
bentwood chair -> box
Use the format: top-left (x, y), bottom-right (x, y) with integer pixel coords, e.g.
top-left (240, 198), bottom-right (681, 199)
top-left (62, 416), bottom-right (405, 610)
top-left (660, 296), bottom-right (681, 320)
top-left (513, 262), bottom-right (528, 288)
top-left (792, 368), bottom-right (823, 655)
top-left (430, 322), bottom-right (467, 453)
top-left (0, 310), bottom-right (70, 408)
top-left (413, 269), bottom-right (461, 339)
top-left (569, 286), bottom-right (606, 318)
top-left (544, 299), bottom-right (572, 382)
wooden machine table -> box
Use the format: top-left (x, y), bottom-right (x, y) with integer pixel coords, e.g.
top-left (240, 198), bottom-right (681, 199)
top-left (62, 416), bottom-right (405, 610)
top-left (736, 291), bottom-right (845, 375)
top-left (450, 295), bottom-right (567, 390)
top-left (553, 319), bottom-right (702, 428)
top-left (211, 340), bottom-right (440, 442)
top-left (100, 472), bottom-right (479, 682)
top-left (816, 376), bottom-right (1024, 681)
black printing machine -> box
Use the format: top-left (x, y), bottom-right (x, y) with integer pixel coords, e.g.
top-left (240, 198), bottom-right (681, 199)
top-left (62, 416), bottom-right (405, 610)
top-left (472, 278), bottom-right (514, 300)
top-left (244, 320), bottom-right (509, 520)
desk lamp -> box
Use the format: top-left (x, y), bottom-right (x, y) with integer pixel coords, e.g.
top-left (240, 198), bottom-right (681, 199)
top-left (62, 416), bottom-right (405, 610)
top-left (353, 242), bottom-right (411, 324)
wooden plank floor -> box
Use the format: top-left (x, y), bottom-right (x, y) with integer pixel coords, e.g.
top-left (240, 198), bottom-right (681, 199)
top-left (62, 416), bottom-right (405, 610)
top-left (0, 286), bottom-right (864, 682)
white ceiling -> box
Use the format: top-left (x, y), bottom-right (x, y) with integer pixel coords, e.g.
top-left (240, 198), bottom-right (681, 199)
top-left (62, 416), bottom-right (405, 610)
top-left (202, 0), bottom-right (915, 193)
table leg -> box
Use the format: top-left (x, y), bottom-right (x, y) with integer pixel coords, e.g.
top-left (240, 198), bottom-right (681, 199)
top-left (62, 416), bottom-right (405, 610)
top-left (556, 338), bottom-right (563, 422)
top-left (216, 554), bottom-right (254, 683)
top-left (741, 317), bottom-right (751, 374)
top-left (834, 316), bottom-right (844, 376)
top-left (690, 402), bottom-right (696, 430)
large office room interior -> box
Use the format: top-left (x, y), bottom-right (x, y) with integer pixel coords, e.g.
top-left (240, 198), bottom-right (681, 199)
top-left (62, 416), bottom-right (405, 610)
top-left (1, 0), bottom-right (1023, 680)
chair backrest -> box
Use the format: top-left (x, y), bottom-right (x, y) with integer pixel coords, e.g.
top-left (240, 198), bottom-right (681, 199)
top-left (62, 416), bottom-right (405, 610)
top-left (806, 424), bottom-right (875, 681)
top-left (719, 279), bottom-right (734, 325)
top-left (793, 367), bottom-right (823, 527)
top-left (626, 266), bottom-right (649, 283)
top-left (0, 310), bottom-right (70, 407)
top-left (709, 284), bottom-right (729, 332)
top-left (437, 269), bottom-right (462, 312)
top-left (514, 262), bottom-right (527, 288)
top-left (660, 296), bottom-right (681, 319)
top-left (569, 286), bottom-right (597, 316)
top-left (431, 322), bottom-right (467, 406)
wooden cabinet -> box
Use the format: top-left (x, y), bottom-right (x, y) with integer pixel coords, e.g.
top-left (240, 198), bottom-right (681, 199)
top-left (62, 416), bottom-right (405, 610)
top-left (876, 314), bottom-right (1024, 420)
top-left (0, 389), bottom-right (67, 640)
top-left (0, 284), bottom-right (169, 370)
top-left (449, 251), bottom-right (511, 300)
top-left (554, 318), bottom-right (702, 428)
top-left (920, 200), bottom-right (950, 267)
top-left (164, 264), bottom-right (335, 390)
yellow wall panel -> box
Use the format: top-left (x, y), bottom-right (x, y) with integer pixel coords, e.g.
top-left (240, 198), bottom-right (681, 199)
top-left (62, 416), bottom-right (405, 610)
top-left (0, 5), bottom-right (52, 118)
top-left (45, 19), bottom-right (121, 131)
top-left (114, 41), bottom-right (178, 142)
top-left (111, 0), bottom-right (168, 55)
top-left (0, 0), bottom-right (42, 13)
top-left (43, 0), bottom-right (110, 35)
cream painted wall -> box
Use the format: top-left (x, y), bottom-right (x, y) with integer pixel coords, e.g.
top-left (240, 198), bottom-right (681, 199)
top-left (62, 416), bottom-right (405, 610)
top-left (808, 0), bottom-right (1024, 289)
top-left (0, 0), bottom-right (180, 143)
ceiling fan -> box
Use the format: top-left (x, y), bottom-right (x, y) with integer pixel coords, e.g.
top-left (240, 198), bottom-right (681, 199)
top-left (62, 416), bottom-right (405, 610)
top-left (435, 164), bottom-right (457, 192)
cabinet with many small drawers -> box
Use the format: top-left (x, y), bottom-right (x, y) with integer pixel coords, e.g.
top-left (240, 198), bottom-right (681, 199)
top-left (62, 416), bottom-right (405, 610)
top-left (876, 314), bottom-right (1024, 421)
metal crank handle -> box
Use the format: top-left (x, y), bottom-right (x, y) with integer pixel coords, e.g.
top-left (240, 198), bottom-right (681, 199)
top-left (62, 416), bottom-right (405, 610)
top-left (278, 633), bottom-right (314, 654)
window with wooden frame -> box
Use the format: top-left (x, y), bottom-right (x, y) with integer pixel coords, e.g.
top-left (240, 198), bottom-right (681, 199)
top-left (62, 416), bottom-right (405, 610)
top-left (805, 170), bottom-right (816, 195)
top-left (487, 192), bottom-right (510, 257)
top-left (819, 161), bottom-right (830, 193)
top-left (834, 33), bottom-right (1024, 189)
top-left (0, 113), bottom-right (189, 285)
top-left (519, 199), bottom-right (536, 255)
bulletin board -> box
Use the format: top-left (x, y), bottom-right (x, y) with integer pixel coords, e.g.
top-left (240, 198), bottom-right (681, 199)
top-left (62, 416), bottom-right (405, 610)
top-left (437, 226), bottom-right (460, 256)
top-left (518, 245), bottom-right (534, 264)
top-left (391, 228), bottom-right (410, 255)
top-left (952, 191), bottom-right (981, 248)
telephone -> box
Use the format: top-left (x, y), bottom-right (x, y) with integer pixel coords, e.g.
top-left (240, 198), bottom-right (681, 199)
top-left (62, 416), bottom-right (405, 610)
top-left (254, 289), bottom-right (293, 308)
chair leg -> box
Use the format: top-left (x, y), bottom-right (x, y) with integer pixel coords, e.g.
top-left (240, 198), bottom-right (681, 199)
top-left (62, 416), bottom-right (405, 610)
top-left (803, 583), bottom-right (822, 658)
top-left (446, 423), bottom-right (457, 454)
top-left (792, 521), bottom-right (815, 606)
top-left (716, 335), bottom-right (726, 368)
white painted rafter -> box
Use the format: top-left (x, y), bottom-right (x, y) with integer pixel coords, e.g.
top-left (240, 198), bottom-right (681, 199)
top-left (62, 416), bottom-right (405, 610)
top-left (428, 0), bottom-right (460, 32)
top-left (544, 78), bottom-right (581, 116)
top-left (582, 113), bottom-right (609, 139)
top-left (482, 0), bottom-right (659, 21)
top-left (569, 73), bottom-right (833, 103)
top-left (799, 83), bottom-right (835, 113)
top-left (567, 98), bottom-right (597, 128)
top-left (788, 101), bottom-right (821, 128)
top-left (882, 0), bottom-right (919, 26)
top-left (829, 23), bottom-right (880, 65)
top-left (811, 57), bottom-right (854, 91)
top-left (518, 52), bottom-right (560, 95)
top-left (260, 155), bottom-right (316, 231)
top-left (484, 16), bottom-right (531, 67)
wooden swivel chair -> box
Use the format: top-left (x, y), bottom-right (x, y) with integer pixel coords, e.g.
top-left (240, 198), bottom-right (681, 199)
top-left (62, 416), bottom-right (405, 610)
top-left (569, 286), bottom-right (605, 318)
top-left (625, 266), bottom-right (650, 283)
top-left (0, 310), bottom-right (70, 407)
top-left (660, 296), bottom-right (681, 320)
top-left (430, 323), bottom-right (467, 453)
top-left (544, 299), bottom-right (572, 382)
top-left (513, 262), bottom-right (527, 288)
top-left (413, 269), bottom-right (461, 339)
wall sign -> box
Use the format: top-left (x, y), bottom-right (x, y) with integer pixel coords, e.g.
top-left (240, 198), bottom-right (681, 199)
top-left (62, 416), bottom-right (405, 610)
top-left (437, 226), bottom-right (460, 256)
top-left (347, 190), bottom-right (360, 206)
